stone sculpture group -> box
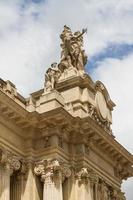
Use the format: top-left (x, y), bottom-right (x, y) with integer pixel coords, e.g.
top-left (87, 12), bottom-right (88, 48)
top-left (44, 25), bottom-right (87, 92)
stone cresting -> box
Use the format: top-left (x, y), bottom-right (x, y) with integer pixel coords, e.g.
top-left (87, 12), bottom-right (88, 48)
top-left (44, 25), bottom-right (87, 92)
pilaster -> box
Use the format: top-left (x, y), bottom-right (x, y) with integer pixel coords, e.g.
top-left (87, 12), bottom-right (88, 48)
top-left (10, 161), bottom-right (27, 200)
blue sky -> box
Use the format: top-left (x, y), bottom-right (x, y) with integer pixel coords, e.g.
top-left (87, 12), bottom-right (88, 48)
top-left (87, 43), bottom-right (133, 74)
top-left (0, 0), bottom-right (133, 199)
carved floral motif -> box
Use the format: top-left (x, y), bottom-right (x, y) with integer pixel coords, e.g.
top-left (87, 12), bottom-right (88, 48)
top-left (0, 148), bottom-right (21, 175)
top-left (76, 167), bottom-right (89, 184)
top-left (110, 188), bottom-right (126, 200)
top-left (34, 159), bottom-right (71, 183)
top-left (76, 167), bottom-right (99, 185)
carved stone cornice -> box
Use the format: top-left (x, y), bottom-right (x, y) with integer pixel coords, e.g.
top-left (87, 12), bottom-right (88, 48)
top-left (114, 162), bottom-right (132, 181)
top-left (34, 159), bottom-right (71, 183)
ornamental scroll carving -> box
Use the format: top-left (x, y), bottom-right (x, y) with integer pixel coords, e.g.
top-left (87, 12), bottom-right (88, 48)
top-left (114, 162), bottom-right (130, 180)
top-left (75, 167), bottom-right (126, 200)
top-left (76, 167), bottom-right (98, 185)
top-left (34, 159), bottom-right (71, 183)
top-left (76, 168), bottom-right (89, 184)
top-left (44, 26), bottom-right (87, 92)
top-left (86, 101), bottom-right (112, 133)
top-left (0, 148), bottom-right (21, 175)
top-left (110, 188), bottom-right (126, 200)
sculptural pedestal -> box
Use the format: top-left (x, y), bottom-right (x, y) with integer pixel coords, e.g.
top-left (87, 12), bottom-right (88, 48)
top-left (38, 90), bottom-right (64, 113)
top-left (0, 165), bottom-right (10, 200)
top-left (59, 67), bottom-right (78, 81)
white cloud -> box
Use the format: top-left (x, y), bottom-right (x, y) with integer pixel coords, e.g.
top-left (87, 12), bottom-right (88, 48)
top-left (0, 0), bottom-right (132, 198)
top-left (94, 53), bottom-right (133, 200)
top-left (93, 53), bottom-right (133, 153)
top-left (0, 0), bottom-right (133, 95)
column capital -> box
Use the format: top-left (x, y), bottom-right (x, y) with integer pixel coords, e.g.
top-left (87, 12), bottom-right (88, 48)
top-left (76, 168), bottom-right (89, 184)
top-left (89, 170), bottom-right (99, 185)
top-left (34, 159), bottom-right (71, 183)
top-left (110, 188), bottom-right (126, 200)
top-left (76, 167), bottom-right (99, 185)
top-left (34, 159), bottom-right (47, 174)
top-left (0, 148), bottom-right (21, 175)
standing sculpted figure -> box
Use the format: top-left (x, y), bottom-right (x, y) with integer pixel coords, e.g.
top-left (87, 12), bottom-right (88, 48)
top-left (59, 25), bottom-right (87, 75)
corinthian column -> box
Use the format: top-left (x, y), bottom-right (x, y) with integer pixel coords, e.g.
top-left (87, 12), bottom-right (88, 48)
top-left (76, 168), bottom-right (99, 200)
top-left (34, 159), bottom-right (71, 200)
top-left (10, 161), bottom-right (27, 200)
top-left (0, 164), bottom-right (10, 200)
top-left (0, 149), bottom-right (21, 200)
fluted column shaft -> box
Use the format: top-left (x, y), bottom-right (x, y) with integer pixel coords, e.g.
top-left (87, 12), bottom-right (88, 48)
top-left (0, 165), bottom-right (10, 200)
top-left (76, 168), bottom-right (99, 200)
top-left (42, 171), bottom-right (63, 200)
top-left (10, 174), bottom-right (26, 200)
top-left (0, 149), bottom-right (21, 200)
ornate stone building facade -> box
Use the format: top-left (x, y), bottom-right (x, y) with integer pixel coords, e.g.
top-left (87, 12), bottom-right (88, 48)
top-left (0, 26), bottom-right (133, 200)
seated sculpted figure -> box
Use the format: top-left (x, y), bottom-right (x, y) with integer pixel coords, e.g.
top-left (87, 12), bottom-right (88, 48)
top-left (44, 63), bottom-right (61, 92)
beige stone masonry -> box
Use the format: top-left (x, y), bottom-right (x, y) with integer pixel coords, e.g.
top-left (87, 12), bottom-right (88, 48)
top-left (0, 25), bottom-right (132, 200)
